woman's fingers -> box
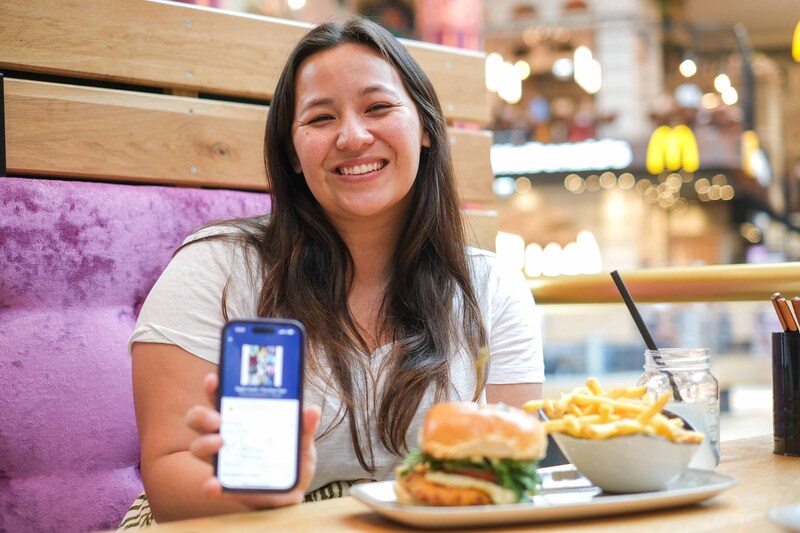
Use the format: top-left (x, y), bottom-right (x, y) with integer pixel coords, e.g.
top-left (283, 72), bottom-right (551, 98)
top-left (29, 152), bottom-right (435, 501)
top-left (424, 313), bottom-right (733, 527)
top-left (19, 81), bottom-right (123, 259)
top-left (189, 404), bottom-right (322, 509)
top-left (296, 405), bottom-right (322, 489)
top-left (186, 404), bottom-right (222, 464)
top-left (303, 404), bottom-right (322, 438)
top-left (189, 433), bottom-right (223, 464)
top-left (202, 372), bottom-right (218, 406)
top-left (186, 404), bottom-right (221, 434)
top-left (202, 476), bottom-right (223, 498)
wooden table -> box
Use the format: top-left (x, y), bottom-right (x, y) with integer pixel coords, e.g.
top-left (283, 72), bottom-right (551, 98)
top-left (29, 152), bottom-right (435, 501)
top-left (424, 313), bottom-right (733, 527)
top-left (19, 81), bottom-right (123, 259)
top-left (128, 435), bottom-right (799, 532)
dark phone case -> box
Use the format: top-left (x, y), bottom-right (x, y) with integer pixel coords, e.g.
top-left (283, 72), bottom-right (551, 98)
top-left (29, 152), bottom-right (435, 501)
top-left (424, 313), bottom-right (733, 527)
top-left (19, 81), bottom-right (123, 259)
top-left (214, 318), bottom-right (306, 492)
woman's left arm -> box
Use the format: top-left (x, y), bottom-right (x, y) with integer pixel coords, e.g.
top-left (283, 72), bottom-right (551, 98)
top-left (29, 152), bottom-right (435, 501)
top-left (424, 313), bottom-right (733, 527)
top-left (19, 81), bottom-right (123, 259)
top-left (485, 382), bottom-right (542, 408)
top-left (479, 253), bottom-right (545, 407)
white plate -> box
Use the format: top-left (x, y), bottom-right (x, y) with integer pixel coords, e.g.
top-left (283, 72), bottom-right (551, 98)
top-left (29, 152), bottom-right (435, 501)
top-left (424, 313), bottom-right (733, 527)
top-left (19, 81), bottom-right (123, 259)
top-left (769, 504), bottom-right (800, 532)
top-left (350, 465), bottom-right (737, 529)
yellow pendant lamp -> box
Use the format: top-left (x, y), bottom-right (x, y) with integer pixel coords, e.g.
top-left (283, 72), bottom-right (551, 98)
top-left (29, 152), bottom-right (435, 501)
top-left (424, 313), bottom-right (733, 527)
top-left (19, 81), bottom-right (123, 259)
top-left (646, 125), bottom-right (700, 174)
top-left (794, 21), bottom-right (800, 62)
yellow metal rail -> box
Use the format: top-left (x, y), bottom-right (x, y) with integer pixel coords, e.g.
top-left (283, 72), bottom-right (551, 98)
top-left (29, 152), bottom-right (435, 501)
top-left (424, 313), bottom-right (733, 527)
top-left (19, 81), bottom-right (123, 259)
top-left (529, 262), bottom-right (800, 304)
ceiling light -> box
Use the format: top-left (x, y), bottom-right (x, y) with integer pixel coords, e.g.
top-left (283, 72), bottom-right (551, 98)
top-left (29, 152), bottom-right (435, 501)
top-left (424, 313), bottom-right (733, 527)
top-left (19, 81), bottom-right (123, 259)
top-left (679, 59), bottom-right (697, 77)
top-left (552, 57), bottom-right (574, 79)
top-left (714, 74), bottom-right (731, 93)
top-left (721, 86), bottom-right (738, 105)
top-left (514, 60), bottom-right (531, 80)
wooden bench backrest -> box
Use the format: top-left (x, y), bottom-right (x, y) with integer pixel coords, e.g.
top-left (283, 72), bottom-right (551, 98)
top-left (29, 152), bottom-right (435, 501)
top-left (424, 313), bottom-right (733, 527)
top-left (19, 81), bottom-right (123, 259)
top-left (0, 0), bottom-right (496, 248)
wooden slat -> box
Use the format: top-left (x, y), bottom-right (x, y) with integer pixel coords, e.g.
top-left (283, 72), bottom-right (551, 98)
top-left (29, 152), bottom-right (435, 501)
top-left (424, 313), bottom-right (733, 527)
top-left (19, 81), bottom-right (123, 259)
top-left (529, 263), bottom-right (800, 304)
top-left (5, 78), bottom-right (494, 200)
top-left (0, 0), bottom-right (489, 124)
top-left (451, 130), bottom-right (494, 204)
top-left (407, 42), bottom-right (490, 124)
top-left (5, 78), bottom-right (268, 189)
top-left (463, 210), bottom-right (498, 252)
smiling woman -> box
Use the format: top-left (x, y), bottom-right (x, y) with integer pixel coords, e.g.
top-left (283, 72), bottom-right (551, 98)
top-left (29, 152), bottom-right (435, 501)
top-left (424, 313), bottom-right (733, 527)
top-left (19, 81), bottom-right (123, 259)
top-left (123, 14), bottom-right (545, 526)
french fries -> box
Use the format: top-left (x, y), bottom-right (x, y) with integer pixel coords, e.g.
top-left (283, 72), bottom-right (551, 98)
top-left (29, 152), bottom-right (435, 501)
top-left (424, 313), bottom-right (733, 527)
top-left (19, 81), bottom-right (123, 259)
top-left (523, 377), bottom-right (704, 444)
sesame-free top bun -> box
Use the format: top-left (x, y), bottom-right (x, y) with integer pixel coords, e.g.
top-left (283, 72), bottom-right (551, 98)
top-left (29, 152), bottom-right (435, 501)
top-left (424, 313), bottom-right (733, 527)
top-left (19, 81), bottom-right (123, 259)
top-left (420, 402), bottom-right (547, 461)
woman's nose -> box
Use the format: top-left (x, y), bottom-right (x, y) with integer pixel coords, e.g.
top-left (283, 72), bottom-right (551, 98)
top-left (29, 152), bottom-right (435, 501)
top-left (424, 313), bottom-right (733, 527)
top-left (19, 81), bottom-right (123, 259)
top-left (336, 115), bottom-right (373, 151)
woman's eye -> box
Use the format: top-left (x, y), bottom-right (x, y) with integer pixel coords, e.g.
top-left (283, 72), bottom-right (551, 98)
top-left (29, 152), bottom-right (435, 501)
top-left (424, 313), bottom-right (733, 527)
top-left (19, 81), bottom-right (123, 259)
top-left (308, 115), bottom-right (333, 124)
top-left (367, 103), bottom-right (392, 113)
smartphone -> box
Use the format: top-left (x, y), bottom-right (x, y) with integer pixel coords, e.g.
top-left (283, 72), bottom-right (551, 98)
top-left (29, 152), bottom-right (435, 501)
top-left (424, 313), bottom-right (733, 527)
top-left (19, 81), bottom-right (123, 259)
top-left (214, 318), bottom-right (305, 492)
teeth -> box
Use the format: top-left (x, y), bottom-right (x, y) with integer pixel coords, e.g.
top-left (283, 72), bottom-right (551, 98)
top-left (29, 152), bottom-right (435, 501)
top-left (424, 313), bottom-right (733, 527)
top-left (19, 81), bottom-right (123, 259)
top-left (340, 161), bottom-right (384, 175)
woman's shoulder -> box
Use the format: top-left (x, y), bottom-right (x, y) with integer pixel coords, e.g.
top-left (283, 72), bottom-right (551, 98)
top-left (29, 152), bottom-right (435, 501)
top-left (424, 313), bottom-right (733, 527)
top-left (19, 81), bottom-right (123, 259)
top-left (170, 218), bottom-right (269, 286)
top-left (465, 246), bottom-right (502, 273)
top-left (181, 216), bottom-right (269, 247)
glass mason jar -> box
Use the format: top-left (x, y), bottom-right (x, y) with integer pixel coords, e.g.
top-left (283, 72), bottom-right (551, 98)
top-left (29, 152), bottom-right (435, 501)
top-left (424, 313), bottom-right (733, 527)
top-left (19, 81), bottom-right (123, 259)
top-left (636, 348), bottom-right (720, 469)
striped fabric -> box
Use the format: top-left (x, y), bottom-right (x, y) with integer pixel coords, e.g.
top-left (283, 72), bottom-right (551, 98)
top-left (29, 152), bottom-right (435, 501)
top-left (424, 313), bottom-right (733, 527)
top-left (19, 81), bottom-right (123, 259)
top-left (116, 492), bottom-right (153, 530)
top-left (304, 479), bottom-right (373, 502)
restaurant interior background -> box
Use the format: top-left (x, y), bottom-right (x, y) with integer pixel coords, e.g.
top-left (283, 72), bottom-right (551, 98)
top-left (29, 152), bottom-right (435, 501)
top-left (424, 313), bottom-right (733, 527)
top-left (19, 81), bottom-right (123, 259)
top-left (182, 0), bottom-right (800, 439)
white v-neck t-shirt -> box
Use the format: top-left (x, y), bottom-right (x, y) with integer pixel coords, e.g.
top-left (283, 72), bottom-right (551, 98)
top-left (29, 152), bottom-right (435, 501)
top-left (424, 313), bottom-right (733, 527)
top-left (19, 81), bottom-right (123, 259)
top-left (130, 229), bottom-right (544, 492)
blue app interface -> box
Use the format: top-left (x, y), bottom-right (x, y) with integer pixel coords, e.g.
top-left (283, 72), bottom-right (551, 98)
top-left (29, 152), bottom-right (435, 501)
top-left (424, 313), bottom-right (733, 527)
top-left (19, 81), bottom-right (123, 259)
top-left (217, 321), bottom-right (302, 490)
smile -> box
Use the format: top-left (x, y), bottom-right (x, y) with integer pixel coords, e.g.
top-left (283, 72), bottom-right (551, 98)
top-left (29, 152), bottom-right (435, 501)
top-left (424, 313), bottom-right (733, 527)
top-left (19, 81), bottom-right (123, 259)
top-left (337, 160), bottom-right (387, 176)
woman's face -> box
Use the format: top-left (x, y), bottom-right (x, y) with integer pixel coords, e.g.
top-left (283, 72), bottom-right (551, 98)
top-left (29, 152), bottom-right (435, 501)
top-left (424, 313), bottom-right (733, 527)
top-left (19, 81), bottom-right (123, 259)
top-left (291, 43), bottom-right (430, 227)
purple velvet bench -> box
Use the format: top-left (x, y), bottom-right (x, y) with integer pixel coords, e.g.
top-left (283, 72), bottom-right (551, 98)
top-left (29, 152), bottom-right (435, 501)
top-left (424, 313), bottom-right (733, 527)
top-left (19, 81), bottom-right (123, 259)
top-left (0, 177), bottom-right (269, 533)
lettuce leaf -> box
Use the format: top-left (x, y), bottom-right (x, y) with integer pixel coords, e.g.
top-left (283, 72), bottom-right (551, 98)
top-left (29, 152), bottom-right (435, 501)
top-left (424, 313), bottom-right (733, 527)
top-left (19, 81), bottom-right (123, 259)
top-left (397, 450), bottom-right (541, 501)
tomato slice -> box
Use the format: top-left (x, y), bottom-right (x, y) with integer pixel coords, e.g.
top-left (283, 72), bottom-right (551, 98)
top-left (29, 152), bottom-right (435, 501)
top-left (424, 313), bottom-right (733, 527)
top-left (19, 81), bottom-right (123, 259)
top-left (450, 468), bottom-right (497, 483)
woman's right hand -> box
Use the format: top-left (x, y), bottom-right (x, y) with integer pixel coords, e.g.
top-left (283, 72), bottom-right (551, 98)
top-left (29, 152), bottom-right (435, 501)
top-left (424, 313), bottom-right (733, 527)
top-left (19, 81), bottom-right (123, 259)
top-left (185, 372), bottom-right (322, 509)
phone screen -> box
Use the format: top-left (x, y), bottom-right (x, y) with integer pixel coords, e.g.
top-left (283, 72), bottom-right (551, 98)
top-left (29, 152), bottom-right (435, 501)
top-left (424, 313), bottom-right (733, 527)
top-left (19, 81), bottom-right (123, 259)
top-left (215, 319), bottom-right (305, 492)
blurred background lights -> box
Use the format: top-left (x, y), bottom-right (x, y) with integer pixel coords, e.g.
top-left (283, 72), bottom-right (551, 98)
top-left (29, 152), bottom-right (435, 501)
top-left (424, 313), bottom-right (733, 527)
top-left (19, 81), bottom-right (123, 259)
top-left (514, 60), bottom-right (531, 80)
top-left (490, 139), bottom-right (633, 175)
top-left (552, 57), bottom-right (574, 79)
top-left (485, 52), bottom-right (524, 104)
top-left (515, 176), bottom-right (532, 193)
top-left (740, 222), bottom-right (762, 243)
top-left (493, 176), bottom-right (516, 197)
top-left (674, 83), bottom-right (702, 108)
top-left (287, 0), bottom-right (305, 9)
top-left (679, 58), bottom-right (697, 77)
top-left (721, 86), bottom-right (738, 105)
top-left (485, 52), bottom-right (503, 92)
top-left (541, 242), bottom-right (563, 276)
top-left (495, 231), bottom-right (526, 271)
top-left (721, 184), bottom-right (735, 200)
top-left (576, 231), bottom-right (603, 273)
top-left (701, 92), bottom-right (721, 109)
top-left (519, 232), bottom-right (603, 277)
top-left (714, 73), bottom-right (731, 93)
top-left (564, 173), bottom-right (583, 192)
top-left (498, 61), bottom-right (522, 104)
top-left (618, 172), bottom-right (635, 190)
top-left (524, 243), bottom-right (543, 277)
top-left (573, 45), bottom-right (602, 94)
top-left (560, 242), bottom-right (583, 275)
top-left (599, 171), bottom-right (616, 189)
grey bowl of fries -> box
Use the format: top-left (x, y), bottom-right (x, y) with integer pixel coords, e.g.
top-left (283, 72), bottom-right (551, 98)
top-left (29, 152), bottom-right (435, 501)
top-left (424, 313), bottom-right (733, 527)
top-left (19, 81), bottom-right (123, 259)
top-left (524, 378), bottom-right (704, 493)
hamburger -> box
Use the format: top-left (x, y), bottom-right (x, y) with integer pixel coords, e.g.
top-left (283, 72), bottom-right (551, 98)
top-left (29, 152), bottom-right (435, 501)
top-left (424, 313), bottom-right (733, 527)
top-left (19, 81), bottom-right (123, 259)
top-left (395, 402), bottom-right (547, 506)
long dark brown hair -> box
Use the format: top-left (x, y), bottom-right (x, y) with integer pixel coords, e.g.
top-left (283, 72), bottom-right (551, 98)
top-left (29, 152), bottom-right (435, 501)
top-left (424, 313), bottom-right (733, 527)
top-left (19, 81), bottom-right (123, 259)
top-left (197, 16), bottom-right (487, 473)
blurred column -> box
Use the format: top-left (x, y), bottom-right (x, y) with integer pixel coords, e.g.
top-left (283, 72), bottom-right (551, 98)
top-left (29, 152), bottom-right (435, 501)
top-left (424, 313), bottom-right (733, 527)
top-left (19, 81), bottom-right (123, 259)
top-left (593, 0), bottom-right (663, 142)
top-left (415, 0), bottom-right (482, 50)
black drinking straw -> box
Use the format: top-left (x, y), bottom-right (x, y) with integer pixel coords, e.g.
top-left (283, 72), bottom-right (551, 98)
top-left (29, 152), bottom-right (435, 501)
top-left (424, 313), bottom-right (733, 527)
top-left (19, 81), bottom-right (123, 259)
top-left (610, 270), bottom-right (683, 401)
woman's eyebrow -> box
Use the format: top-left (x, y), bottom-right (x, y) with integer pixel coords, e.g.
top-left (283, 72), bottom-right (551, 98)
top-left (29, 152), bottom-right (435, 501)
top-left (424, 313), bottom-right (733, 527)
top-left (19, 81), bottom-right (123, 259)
top-left (359, 84), bottom-right (399, 98)
top-left (298, 97), bottom-right (334, 115)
